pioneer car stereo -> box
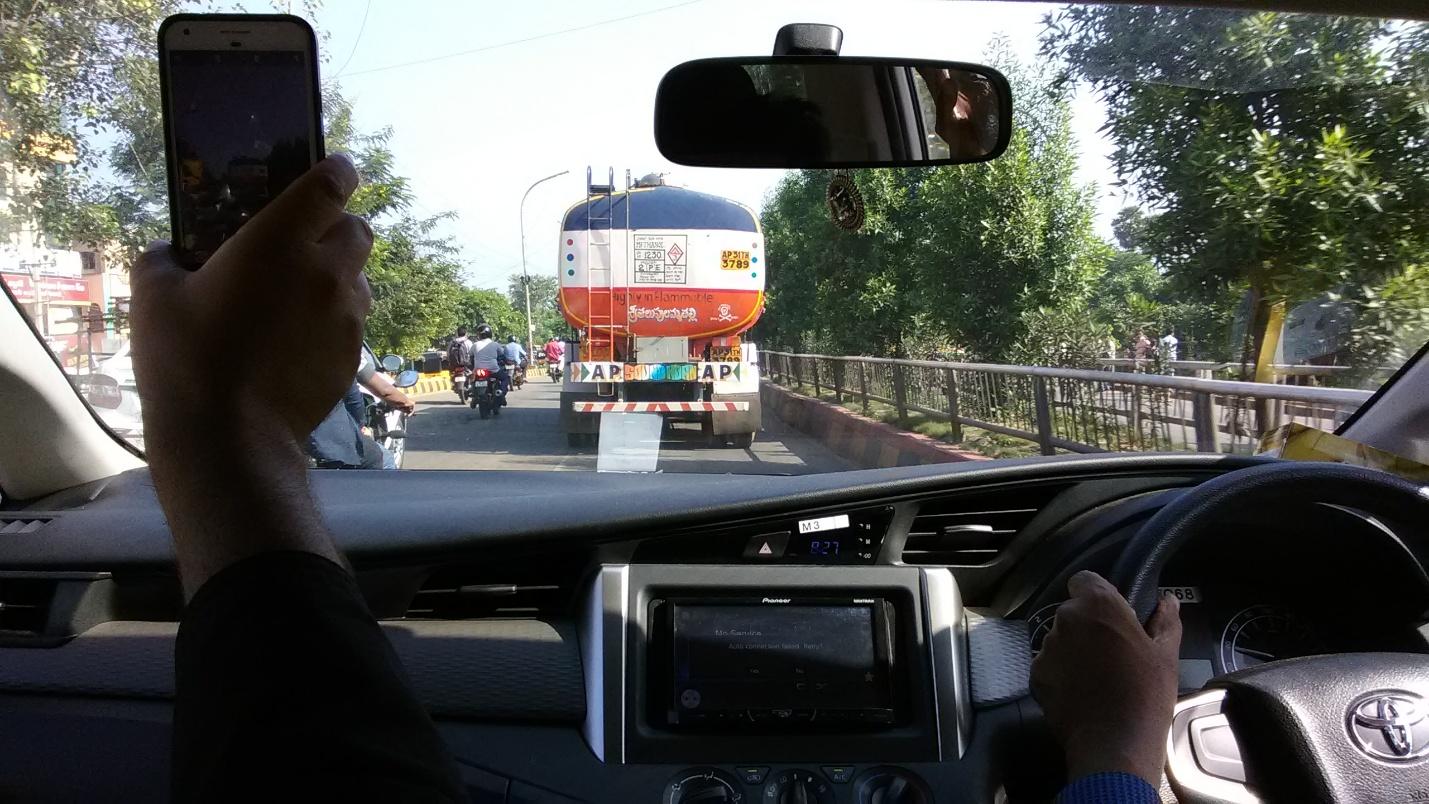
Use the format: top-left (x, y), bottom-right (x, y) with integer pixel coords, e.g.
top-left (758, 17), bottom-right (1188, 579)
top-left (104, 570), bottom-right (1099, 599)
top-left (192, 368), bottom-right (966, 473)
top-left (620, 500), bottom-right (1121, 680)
top-left (648, 594), bottom-right (902, 729)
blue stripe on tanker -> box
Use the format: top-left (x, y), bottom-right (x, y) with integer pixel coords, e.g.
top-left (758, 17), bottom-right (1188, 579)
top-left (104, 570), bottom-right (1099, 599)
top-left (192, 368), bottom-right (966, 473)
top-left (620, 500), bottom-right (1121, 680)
top-left (563, 185), bottom-right (758, 232)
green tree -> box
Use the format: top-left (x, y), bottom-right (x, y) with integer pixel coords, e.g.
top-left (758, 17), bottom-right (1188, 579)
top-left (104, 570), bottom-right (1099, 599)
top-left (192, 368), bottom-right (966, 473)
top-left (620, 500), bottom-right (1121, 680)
top-left (1043, 8), bottom-right (1429, 378)
top-left (325, 92), bottom-right (470, 356)
top-left (507, 273), bottom-right (565, 342)
top-left (1, 0), bottom-right (181, 253)
top-left (456, 287), bottom-right (523, 339)
top-left (756, 46), bottom-right (1108, 363)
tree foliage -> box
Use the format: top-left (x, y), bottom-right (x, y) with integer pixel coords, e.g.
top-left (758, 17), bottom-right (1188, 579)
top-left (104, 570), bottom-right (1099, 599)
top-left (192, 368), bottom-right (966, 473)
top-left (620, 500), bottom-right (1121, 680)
top-left (756, 47), bottom-right (1109, 363)
top-left (1043, 8), bottom-right (1429, 374)
top-left (0, 0), bottom-right (182, 253)
top-left (507, 272), bottom-right (565, 342)
top-left (456, 287), bottom-right (523, 338)
top-left (324, 92), bottom-right (471, 355)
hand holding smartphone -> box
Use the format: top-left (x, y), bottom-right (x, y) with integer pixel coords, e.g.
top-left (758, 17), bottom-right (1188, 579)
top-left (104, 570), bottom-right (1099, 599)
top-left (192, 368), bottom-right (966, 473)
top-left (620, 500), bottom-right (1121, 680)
top-left (158, 14), bottom-right (324, 268)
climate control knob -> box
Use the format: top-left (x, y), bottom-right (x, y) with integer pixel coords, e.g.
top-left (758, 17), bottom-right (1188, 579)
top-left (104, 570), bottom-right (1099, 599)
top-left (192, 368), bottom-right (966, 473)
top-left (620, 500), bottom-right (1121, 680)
top-left (763, 769), bottom-right (834, 804)
top-left (855, 768), bottom-right (931, 804)
top-left (664, 768), bottom-right (744, 804)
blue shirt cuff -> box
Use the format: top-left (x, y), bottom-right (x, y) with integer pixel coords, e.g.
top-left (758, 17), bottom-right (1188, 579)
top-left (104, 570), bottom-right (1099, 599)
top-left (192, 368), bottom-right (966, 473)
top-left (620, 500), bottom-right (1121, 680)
top-left (1056, 772), bottom-right (1159, 804)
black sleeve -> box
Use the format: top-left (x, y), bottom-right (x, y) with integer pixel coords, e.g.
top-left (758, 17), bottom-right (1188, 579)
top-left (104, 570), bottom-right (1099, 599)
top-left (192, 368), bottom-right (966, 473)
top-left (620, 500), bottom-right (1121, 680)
top-left (173, 551), bottom-right (468, 803)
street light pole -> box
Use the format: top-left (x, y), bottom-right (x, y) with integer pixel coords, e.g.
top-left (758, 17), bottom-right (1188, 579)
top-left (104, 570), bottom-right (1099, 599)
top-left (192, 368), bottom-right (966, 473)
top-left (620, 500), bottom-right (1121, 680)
top-left (519, 169), bottom-right (570, 368)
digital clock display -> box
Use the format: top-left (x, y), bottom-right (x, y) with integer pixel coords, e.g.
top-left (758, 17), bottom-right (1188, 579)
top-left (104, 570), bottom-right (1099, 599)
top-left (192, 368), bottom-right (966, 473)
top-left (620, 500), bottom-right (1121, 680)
top-left (808, 539), bottom-right (841, 557)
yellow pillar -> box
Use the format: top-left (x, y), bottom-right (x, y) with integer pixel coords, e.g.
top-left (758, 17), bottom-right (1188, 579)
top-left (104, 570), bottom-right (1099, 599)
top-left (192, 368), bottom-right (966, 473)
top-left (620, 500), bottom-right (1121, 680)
top-left (1253, 300), bottom-right (1287, 384)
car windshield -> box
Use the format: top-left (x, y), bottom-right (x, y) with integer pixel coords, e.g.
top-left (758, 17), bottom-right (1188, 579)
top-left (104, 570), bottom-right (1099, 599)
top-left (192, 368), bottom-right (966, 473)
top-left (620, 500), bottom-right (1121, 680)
top-left (5, 1), bottom-right (1427, 474)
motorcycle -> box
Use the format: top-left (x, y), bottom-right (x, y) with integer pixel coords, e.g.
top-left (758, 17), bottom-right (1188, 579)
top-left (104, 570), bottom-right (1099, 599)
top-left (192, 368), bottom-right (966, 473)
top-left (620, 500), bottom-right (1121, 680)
top-left (366, 397), bottom-right (411, 469)
top-left (510, 361), bottom-right (527, 390)
top-left (468, 367), bottom-right (506, 419)
top-left (451, 365), bottom-right (470, 403)
top-left (547, 357), bottom-right (563, 382)
top-left (365, 363), bottom-right (420, 469)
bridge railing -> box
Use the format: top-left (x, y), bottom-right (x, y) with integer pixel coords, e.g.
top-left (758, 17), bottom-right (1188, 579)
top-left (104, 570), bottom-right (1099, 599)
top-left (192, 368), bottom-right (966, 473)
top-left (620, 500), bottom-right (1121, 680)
top-left (760, 351), bottom-right (1374, 455)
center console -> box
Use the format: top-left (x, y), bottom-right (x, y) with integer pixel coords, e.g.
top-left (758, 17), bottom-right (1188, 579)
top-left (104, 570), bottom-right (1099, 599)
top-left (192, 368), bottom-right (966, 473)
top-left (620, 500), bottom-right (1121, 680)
top-left (581, 563), bottom-right (969, 803)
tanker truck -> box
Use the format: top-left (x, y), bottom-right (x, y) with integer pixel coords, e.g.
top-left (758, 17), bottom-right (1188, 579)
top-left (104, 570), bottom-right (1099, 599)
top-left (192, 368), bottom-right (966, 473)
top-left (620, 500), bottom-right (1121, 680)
top-left (557, 169), bottom-right (763, 449)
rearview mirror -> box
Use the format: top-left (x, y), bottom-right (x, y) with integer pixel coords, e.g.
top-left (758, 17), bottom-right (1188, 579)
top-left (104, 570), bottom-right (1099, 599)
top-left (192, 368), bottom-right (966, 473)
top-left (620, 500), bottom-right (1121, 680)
top-left (655, 57), bottom-right (1011, 168)
top-left (381, 354), bottom-right (403, 373)
top-left (393, 369), bottom-right (420, 389)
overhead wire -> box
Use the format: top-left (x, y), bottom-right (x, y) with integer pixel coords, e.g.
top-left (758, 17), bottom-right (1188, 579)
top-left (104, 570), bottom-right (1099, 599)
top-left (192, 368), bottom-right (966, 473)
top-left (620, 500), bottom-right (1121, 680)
top-left (332, 0), bottom-right (374, 78)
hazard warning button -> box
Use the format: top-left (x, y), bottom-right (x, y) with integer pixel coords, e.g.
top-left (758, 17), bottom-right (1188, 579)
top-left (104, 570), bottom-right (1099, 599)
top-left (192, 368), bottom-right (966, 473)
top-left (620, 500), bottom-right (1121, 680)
top-left (742, 531), bottom-right (790, 560)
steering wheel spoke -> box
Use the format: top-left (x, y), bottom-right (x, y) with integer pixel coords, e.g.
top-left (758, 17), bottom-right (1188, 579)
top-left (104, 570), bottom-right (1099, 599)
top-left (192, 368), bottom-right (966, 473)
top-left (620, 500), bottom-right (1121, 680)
top-left (1167, 689), bottom-right (1259, 804)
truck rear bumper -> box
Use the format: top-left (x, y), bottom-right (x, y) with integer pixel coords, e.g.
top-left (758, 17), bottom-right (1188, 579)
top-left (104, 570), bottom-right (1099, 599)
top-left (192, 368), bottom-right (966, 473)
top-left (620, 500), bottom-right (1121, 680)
top-left (571, 401), bottom-right (749, 413)
top-left (560, 392), bottom-right (761, 435)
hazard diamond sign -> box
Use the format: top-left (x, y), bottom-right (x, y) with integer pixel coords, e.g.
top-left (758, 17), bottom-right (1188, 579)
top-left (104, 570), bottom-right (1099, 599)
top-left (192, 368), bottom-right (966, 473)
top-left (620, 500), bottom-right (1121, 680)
top-left (666, 242), bottom-right (684, 263)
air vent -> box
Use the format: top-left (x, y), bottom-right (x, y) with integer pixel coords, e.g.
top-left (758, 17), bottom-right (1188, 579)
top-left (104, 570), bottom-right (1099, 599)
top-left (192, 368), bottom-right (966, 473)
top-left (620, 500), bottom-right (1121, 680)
top-left (406, 555), bottom-right (584, 620)
top-left (902, 484), bottom-right (1068, 566)
top-left (0, 517), bottom-right (52, 535)
top-left (0, 578), bottom-right (55, 635)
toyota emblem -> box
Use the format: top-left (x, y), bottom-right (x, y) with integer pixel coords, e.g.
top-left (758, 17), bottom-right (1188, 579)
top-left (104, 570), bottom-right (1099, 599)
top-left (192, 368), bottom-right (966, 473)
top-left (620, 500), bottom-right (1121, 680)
top-left (1347, 691), bottom-right (1429, 761)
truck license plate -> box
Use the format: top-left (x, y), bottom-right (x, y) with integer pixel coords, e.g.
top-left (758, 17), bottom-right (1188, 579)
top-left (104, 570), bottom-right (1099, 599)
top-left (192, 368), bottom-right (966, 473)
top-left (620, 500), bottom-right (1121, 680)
top-left (720, 250), bottom-right (751, 271)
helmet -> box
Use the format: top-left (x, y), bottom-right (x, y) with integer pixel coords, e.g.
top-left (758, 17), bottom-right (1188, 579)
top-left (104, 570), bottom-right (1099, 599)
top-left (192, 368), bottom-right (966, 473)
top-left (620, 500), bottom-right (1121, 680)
top-left (475, 324), bottom-right (493, 340)
top-left (508, 335), bottom-right (518, 343)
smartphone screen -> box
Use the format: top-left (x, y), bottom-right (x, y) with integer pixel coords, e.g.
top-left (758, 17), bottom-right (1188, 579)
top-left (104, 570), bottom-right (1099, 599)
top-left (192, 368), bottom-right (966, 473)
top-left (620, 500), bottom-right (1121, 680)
top-left (161, 18), bottom-right (321, 265)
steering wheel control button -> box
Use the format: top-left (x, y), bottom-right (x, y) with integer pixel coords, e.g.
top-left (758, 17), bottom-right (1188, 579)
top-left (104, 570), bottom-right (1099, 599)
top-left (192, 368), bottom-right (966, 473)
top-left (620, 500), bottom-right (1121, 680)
top-left (1189, 713), bottom-right (1248, 783)
top-left (763, 769), bottom-right (833, 804)
top-left (821, 766), bottom-right (854, 784)
top-left (737, 767), bottom-right (770, 785)
top-left (1347, 691), bottom-right (1429, 761)
top-left (743, 532), bottom-right (789, 559)
top-left (680, 689), bottom-right (702, 709)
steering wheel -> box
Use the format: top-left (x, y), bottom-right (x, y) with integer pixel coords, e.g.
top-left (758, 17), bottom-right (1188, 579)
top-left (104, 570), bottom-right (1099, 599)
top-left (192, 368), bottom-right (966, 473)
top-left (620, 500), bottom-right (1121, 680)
top-left (1109, 461), bottom-right (1429, 804)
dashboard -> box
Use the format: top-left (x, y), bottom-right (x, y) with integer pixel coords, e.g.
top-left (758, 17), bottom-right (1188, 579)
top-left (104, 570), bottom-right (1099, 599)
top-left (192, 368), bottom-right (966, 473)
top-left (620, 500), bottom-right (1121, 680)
top-left (0, 453), bottom-right (1426, 803)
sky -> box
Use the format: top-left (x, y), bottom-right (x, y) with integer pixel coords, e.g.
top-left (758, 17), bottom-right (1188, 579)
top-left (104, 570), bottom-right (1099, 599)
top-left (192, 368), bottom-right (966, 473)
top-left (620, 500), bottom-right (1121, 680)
top-left (292, 0), bottom-right (1126, 291)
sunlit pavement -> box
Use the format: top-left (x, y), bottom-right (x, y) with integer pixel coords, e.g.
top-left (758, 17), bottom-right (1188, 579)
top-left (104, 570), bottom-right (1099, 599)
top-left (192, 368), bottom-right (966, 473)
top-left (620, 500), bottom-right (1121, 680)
top-left (402, 378), bottom-right (852, 475)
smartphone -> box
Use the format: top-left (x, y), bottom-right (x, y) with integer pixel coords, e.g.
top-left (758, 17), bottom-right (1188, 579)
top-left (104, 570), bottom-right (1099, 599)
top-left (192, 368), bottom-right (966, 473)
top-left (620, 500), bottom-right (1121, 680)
top-left (158, 15), bottom-right (324, 267)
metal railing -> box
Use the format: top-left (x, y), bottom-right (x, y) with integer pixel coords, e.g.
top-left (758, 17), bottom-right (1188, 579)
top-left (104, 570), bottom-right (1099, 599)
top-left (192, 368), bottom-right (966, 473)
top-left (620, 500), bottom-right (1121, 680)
top-left (761, 351), bottom-right (1374, 455)
top-left (1096, 358), bottom-right (1387, 383)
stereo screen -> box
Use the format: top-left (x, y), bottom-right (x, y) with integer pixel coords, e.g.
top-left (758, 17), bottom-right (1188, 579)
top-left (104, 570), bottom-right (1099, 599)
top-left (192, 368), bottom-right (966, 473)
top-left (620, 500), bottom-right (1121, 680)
top-left (672, 604), bottom-right (888, 714)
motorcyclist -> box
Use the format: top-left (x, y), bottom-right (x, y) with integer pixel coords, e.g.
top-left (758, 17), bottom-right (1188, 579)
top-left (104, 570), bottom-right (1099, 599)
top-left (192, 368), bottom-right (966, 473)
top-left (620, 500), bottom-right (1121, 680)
top-left (447, 326), bottom-right (472, 400)
top-left (308, 347), bottom-right (412, 469)
top-left (504, 335), bottom-right (528, 388)
top-left (543, 336), bottom-right (564, 366)
top-left (467, 323), bottom-right (508, 401)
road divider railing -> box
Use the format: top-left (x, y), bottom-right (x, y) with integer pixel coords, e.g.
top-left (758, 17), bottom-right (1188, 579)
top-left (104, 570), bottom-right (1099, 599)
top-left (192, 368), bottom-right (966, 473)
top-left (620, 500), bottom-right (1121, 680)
top-left (761, 351), bottom-right (1373, 456)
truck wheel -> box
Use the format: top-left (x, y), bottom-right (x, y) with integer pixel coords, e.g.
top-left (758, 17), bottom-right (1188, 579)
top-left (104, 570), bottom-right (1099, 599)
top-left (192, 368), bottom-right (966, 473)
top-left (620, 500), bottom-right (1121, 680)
top-left (567, 432), bottom-right (583, 448)
top-left (729, 432), bottom-right (755, 449)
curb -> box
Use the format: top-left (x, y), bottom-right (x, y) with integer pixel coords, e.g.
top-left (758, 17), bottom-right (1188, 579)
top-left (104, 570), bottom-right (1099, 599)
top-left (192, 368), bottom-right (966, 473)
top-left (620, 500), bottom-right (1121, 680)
top-left (760, 383), bottom-right (989, 468)
top-left (408, 372), bottom-right (450, 397)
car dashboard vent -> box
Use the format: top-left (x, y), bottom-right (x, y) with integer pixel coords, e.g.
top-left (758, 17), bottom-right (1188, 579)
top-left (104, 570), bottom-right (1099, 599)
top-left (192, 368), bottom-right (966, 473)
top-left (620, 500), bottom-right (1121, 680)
top-left (0, 578), bottom-right (55, 635)
top-left (0, 517), bottom-right (52, 535)
top-left (406, 555), bottom-right (585, 620)
top-left (902, 484), bottom-right (1069, 566)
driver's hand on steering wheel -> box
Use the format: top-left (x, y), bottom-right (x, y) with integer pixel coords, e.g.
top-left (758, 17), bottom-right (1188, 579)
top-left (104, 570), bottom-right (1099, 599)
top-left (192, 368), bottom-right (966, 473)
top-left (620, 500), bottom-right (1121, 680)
top-left (1031, 570), bottom-right (1182, 788)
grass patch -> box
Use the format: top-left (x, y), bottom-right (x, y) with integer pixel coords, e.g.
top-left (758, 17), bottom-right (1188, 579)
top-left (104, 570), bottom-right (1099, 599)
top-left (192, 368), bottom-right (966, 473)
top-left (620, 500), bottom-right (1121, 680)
top-left (780, 382), bottom-right (1042, 460)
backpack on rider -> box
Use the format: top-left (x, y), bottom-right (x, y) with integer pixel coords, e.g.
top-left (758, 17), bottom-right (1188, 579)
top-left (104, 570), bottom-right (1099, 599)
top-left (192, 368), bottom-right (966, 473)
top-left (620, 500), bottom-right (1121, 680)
top-left (448, 337), bottom-right (471, 369)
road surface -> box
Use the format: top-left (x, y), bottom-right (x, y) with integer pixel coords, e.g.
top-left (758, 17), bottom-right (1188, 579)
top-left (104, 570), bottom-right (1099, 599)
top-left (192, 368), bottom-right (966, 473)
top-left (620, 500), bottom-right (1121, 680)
top-left (403, 377), bottom-right (852, 474)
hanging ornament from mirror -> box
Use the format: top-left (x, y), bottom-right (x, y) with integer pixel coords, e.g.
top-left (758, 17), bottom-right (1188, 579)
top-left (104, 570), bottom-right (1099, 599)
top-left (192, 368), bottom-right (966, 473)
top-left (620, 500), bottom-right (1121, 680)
top-left (826, 171), bottom-right (865, 231)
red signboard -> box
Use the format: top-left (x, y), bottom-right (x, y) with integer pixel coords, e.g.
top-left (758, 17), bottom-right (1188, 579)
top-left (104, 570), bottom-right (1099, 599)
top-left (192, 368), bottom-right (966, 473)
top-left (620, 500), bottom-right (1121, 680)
top-left (0, 273), bottom-right (90, 304)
